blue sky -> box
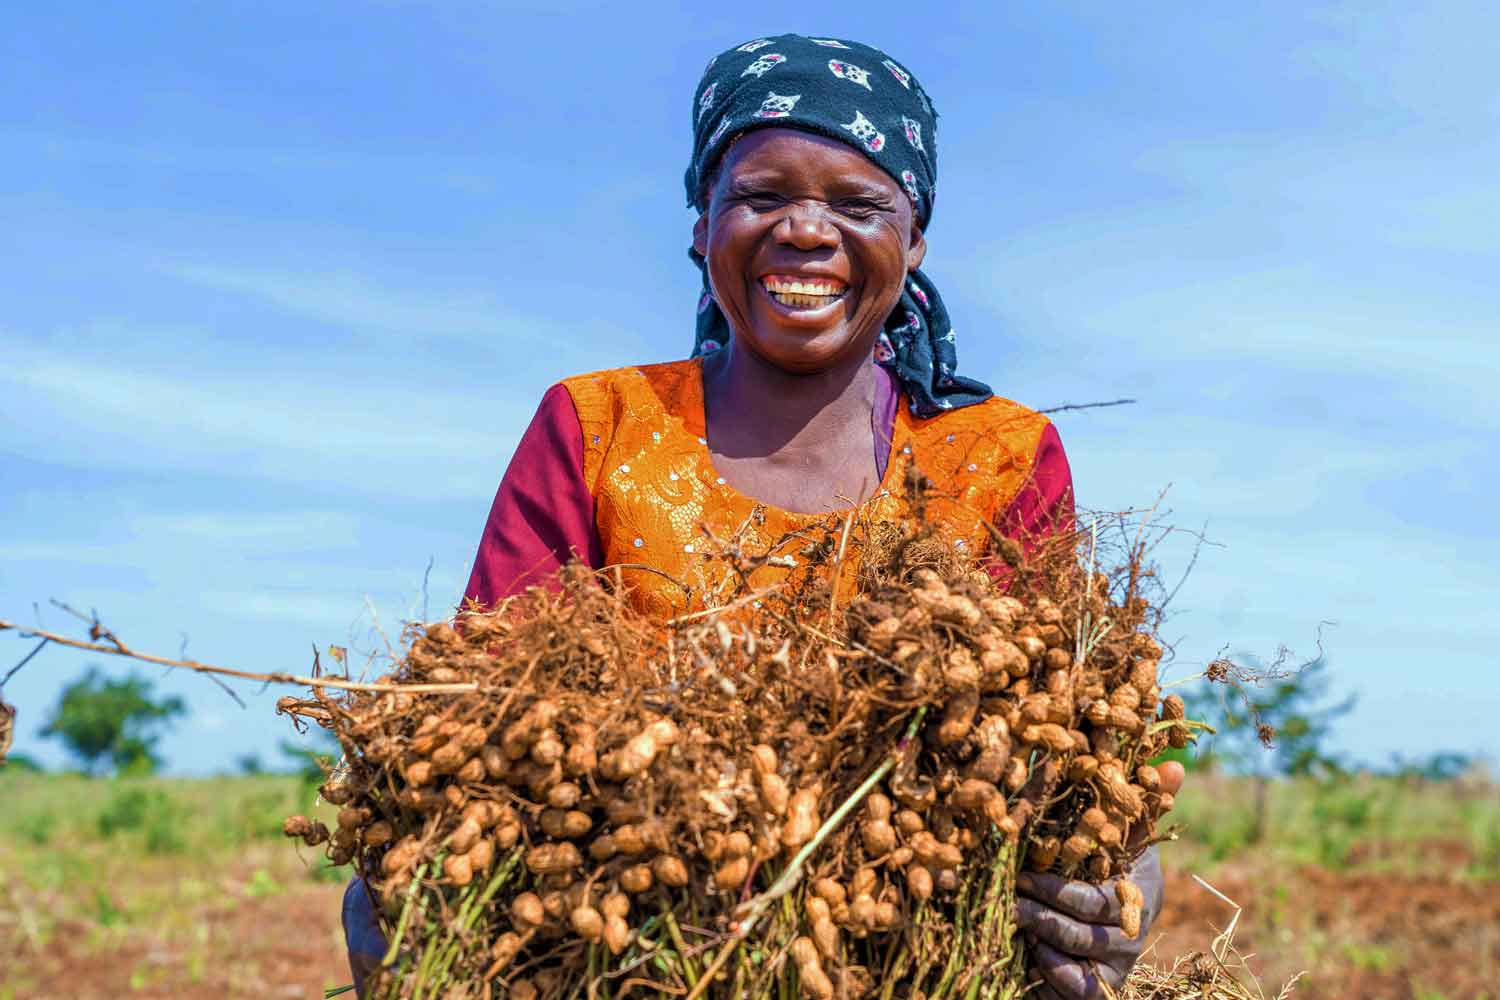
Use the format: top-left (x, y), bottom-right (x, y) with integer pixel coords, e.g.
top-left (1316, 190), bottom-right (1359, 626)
top-left (2, 1), bottom-right (1495, 773)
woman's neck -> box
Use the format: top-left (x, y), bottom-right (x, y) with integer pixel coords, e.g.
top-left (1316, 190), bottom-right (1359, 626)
top-left (701, 340), bottom-right (882, 510)
top-left (704, 340), bottom-right (876, 452)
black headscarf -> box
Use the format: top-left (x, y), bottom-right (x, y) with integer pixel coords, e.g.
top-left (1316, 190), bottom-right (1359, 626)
top-left (685, 33), bottom-right (992, 417)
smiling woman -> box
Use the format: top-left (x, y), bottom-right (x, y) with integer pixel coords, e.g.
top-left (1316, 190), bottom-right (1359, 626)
top-left (338, 33), bottom-right (1163, 1000)
top-left (461, 36), bottom-right (1072, 618)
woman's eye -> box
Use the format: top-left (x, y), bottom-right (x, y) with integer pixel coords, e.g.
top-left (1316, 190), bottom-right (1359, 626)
top-left (838, 200), bottom-right (884, 217)
top-left (743, 192), bottom-right (783, 208)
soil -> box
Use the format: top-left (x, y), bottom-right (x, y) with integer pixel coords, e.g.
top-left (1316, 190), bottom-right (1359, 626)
top-left (1, 870), bottom-right (347, 1000)
top-left (1153, 862), bottom-right (1500, 999)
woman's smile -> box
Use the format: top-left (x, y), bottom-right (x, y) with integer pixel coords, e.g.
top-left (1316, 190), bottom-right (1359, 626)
top-left (757, 272), bottom-right (851, 320)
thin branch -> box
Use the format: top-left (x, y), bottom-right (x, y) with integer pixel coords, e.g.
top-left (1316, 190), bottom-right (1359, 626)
top-left (595, 563), bottom-right (692, 596)
top-left (203, 671), bottom-right (248, 708)
top-left (179, 631), bottom-right (246, 710)
top-left (363, 595), bottom-right (398, 663)
top-left (2, 638), bottom-right (48, 687)
top-left (823, 507), bottom-right (857, 627)
top-left (1038, 398), bottom-right (1137, 415)
top-left (1160, 519), bottom-right (1211, 613)
top-left (666, 586), bottom-right (780, 627)
top-left (0, 619), bottom-right (476, 695)
top-left (421, 555), bottom-right (436, 624)
top-left (49, 598), bottom-right (96, 628)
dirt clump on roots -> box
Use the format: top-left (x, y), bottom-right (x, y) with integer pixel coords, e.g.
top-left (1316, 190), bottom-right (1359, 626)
top-left (280, 506), bottom-right (1230, 1000)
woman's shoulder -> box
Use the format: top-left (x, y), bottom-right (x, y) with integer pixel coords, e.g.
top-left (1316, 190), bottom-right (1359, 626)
top-left (556, 358), bottom-right (700, 403)
top-left (549, 360), bottom-right (704, 479)
top-left (908, 392), bottom-right (1056, 452)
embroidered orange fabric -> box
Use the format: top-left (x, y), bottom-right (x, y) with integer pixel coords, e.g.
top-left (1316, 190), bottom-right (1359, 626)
top-left (561, 359), bottom-right (1052, 618)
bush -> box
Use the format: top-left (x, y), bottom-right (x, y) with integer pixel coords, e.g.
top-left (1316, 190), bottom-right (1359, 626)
top-left (97, 786), bottom-right (154, 836)
top-left (96, 785), bottom-right (186, 852)
top-left (1, 752), bottom-right (44, 773)
top-left (1308, 778), bottom-right (1385, 869)
top-left (18, 809), bottom-right (57, 845)
top-left (145, 806), bottom-right (186, 855)
top-left (222, 786), bottom-right (295, 846)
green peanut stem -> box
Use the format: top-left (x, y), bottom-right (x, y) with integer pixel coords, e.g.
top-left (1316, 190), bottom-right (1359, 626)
top-left (683, 707), bottom-right (930, 1000)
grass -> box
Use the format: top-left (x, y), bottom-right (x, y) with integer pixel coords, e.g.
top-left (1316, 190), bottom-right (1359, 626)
top-left (1163, 769), bottom-right (1500, 877)
top-left (0, 767), bottom-right (347, 999)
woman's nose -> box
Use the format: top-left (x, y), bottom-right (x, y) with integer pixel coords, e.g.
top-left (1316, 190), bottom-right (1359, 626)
top-left (775, 202), bottom-right (839, 251)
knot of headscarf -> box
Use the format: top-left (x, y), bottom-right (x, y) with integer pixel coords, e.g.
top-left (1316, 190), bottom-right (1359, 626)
top-left (684, 33), bottom-right (992, 417)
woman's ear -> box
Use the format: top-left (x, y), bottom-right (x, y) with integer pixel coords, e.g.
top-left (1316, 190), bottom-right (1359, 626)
top-left (692, 212), bottom-right (709, 258)
top-left (907, 222), bottom-right (927, 273)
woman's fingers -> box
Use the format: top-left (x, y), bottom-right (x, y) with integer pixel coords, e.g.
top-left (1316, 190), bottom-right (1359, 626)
top-left (1156, 759), bottom-right (1186, 797)
top-left (1031, 940), bottom-right (1125, 1000)
top-left (1127, 845), bottom-right (1167, 919)
top-left (1016, 871), bottom-right (1121, 924)
top-left (1016, 897), bottom-right (1126, 959)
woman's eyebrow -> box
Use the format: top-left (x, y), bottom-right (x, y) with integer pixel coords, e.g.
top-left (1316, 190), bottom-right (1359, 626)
top-left (727, 174), bottom-right (895, 199)
top-left (724, 176), bottom-right (779, 193)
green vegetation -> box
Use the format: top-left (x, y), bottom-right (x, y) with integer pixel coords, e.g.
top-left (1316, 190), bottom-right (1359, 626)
top-left (39, 666), bottom-right (186, 774)
top-left (1164, 770), bottom-right (1500, 877)
top-left (0, 766), bottom-right (345, 998)
top-left (1, 769), bottom-right (336, 862)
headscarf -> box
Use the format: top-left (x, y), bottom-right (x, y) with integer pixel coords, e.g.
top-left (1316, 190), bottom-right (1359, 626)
top-left (685, 33), bottom-right (992, 416)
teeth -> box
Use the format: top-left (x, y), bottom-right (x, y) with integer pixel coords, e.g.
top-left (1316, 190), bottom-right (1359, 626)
top-left (762, 276), bottom-right (846, 296)
top-left (772, 291), bottom-right (837, 308)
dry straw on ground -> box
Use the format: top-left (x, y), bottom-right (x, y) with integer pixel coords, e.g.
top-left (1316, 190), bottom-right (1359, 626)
top-left (1120, 875), bottom-right (1301, 1000)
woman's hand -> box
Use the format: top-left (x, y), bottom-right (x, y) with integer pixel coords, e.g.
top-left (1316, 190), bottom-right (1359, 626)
top-left (343, 876), bottom-right (388, 997)
top-left (1015, 762), bottom-right (1185, 1000)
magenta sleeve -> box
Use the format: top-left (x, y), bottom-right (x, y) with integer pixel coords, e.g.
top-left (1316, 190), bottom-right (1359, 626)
top-left (997, 421), bottom-right (1076, 555)
top-left (462, 384), bottom-right (603, 608)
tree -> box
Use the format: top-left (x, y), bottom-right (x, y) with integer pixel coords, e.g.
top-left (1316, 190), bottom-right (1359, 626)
top-left (1200, 655), bottom-right (1354, 777)
top-left (1189, 655), bottom-right (1354, 841)
top-left (41, 667), bottom-right (186, 774)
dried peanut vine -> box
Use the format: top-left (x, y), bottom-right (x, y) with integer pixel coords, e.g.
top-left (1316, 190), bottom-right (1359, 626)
top-left (280, 510), bottom-right (1208, 1000)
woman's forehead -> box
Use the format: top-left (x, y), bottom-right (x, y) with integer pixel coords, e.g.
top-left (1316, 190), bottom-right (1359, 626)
top-left (722, 128), bottom-right (897, 187)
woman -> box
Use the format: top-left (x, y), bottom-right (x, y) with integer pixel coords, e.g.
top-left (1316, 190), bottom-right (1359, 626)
top-left (346, 34), bottom-right (1182, 1000)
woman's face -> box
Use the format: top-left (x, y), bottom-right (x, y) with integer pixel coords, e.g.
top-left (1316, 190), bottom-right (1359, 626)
top-left (693, 128), bottom-right (926, 375)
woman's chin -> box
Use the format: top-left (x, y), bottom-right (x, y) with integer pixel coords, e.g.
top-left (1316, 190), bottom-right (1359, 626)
top-left (739, 326), bottom-right (869, 374)
top-left (740, 300), bottom-right (870, 371)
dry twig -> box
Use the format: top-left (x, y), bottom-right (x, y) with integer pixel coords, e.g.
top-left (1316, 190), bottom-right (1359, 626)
top-left (0, 619), bottom-right (477, 695)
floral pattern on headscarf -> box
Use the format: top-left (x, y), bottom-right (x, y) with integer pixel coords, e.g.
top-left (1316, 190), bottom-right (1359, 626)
top-left (684, 33), bottom-right (992, 417)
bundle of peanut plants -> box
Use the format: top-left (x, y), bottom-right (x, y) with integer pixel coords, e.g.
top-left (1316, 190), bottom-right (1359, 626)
top-left (281, 503), bottom-right (1205, 1000)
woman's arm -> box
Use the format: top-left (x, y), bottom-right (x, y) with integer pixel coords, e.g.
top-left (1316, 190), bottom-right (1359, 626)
top-left (996, 421), bottom-right (1074, 555)
top-left (463, 383), bottom-right (603, 607)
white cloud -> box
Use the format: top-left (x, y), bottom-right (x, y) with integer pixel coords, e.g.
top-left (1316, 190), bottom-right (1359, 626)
top-left (161, 263), bottom-right (654, 364)
top-left (166, 264), bottom-right (520, 343)
top-left (201, 591), bottom-right (374, 627)
top-left (0, 512), bottom-right (362, 569)
top-left (131, 511), bottom-right (362, 546)
top-left (0, 339), bottom-right (533, 500)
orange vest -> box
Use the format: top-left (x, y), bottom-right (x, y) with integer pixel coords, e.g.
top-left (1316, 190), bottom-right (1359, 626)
top-left (561, 359), bottom-right (1052, 618)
